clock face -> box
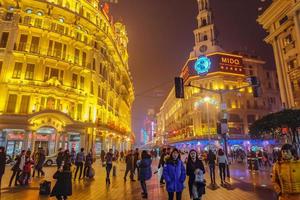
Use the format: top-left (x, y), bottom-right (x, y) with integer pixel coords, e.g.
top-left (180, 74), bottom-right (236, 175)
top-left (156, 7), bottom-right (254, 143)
top-left (194, 56), bottom-right (211, 75)
top-left (200, 45), bottom-right (208, 53)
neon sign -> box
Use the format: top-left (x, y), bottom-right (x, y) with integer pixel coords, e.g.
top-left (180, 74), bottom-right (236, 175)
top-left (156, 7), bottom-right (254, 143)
top-left (194, 56), bottom-right (211, 75)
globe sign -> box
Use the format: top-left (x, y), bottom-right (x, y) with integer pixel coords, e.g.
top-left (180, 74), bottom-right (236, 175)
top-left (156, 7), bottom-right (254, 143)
top-left (194, 56), bottom-right (211, 75)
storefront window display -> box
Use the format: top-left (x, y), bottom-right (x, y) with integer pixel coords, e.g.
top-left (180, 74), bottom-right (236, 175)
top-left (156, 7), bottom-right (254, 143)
top-left (36, 127), bottom-right (56, 155)
top-left (68, 133), bottom-right (80, 152)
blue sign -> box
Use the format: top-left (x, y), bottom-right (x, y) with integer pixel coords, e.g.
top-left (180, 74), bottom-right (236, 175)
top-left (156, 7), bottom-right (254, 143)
top-left (194, 56), bottom-right (211, 75)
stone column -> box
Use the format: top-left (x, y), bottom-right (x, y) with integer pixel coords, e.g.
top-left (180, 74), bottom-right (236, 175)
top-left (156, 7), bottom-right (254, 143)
top-left (23, 130), bottom-right (30, 150)
top-left (54, 131), bottom-right (60, 153)
top-left (80, 132), bottom-right (86, 149)
top-left (31, 131), bottom-right (36, 153)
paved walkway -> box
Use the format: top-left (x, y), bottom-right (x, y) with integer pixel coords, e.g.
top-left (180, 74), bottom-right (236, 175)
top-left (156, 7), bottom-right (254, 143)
top-left (0, 160), bottom-right (277, 200)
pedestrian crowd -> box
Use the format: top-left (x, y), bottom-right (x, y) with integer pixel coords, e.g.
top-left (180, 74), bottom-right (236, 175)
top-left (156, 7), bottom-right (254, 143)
top-left (1, 144), bottom-right (299, 200)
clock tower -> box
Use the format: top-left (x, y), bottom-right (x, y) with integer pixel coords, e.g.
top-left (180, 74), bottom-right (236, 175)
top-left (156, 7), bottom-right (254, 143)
top-left (190, 0), bottom-right (222, 58)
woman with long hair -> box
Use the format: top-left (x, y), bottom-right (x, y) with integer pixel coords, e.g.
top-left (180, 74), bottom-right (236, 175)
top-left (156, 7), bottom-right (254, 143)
top-left (137, 150), bottom-right (152, 199)
top-left (217, 149), bottom-right (228, 185)
top-left (163, 148), bottom-right (186, 200)
top-left (186, 149), bottom-right (205, 200)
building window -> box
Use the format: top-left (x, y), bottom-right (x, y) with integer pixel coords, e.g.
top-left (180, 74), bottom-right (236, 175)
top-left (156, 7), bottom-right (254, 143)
top-left (23, 16), bottom-right (31, 25)
top-left (254, 100), bottom-right (258, 109)
top-left (74, 48), bottom-right (80, 64)
top-left (0, 61), bottom-right (3, 75)
top-left (7, 94), bottom-right (17, 113)
top-left (279, 15), bottom-right (288, 25)
top-left (18, 34), bottom-right (28, 51)
top-left (72, 74), bottom-right (78, 88)
top-left (36, 11), bottom-right (43, 16)
top-left (77, 104), bottom-right (82, 121)
top-left (25, 63), bottom-right (35, 80)
top-left (47, 40), bottom-right (53, 56)
top-left (12, 62), bottom-right (22, 79)
top-left (82, 52), bottom-right (86, 66)
top-left (59, 70), bottom-right (64, 83)
top-left (268, 82), bottom-right (272, 89)
top-left (0, 32), bottom-right (9, 48)
top-left (46, 97), bottom-right (55, 109)
top-left (30, 36), bottom-right (40, 53)
top-left (80, 76), bottom-right (84, 90)
top-left (5, 12), bottom-right (13, 21)
top-left (50, 68), bottom-right (59, 79)
top-left (266, 72), bottom-right (270, 78)
top-left (246, 100), bottom-right (251, 109)
top-left (98, 85), bottom-right (101, 97)
top-left (34, 18), bottom-right (42, 28)
top-left (19, 95), bottom-right (30, 114)
top-left (44, 67), bottom-right (49, 81)
top-left (92, 58), bottom-right (96, 71)
top-left (26, 9), bottom-right (33, 14)
top-left (90, 81), bottom-right (94, 94)
top-left (53, 42), bottom-right (62, 58)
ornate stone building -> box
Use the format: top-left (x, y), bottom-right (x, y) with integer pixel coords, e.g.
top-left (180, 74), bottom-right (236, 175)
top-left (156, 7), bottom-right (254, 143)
top-left (0, 0), bottom-right (134, 157)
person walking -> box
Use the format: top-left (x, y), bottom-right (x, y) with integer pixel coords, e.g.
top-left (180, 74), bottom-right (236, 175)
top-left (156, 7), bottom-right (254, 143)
top-left (163, 148), bottom-right (186, 200)
top-left (134, 148), bottom-right (140, 180)
top-left (186, 149), bottom-right (205, 200)
top-left (105, 149), bottom-right (114, 184)
top-left (63, 150), bottom-right (72, 170)
top-left (56, 148), bottom-right (64, 170)
top-left (23, 150), bottom-right (34, 185)
top-left (158, 148), bottom-right (167, 185)
top-left (51, 165), bottom-right (72, 200)
top-left (74, 148), bottom-right (85, 180)
top-left (207, 150), bottom-right (216, 185)
top-left (217, 149), bottom-right (228, 185)
top-left (70, 148), bottom-right (76, 165)
top-left (9, 150), bottom-right (26, 187)
top-left (84, 151), bottom-right (93, 178)
top-left (33, 148), bottom-right (46, 177)
top-left (124, 150), bottom-right (135, 181)
top-left (100, 150), bottom-right (106, 164)
top-left (0, 147), bottom-right (6, 189)
top-left (138, 150), bottom-right (152, 199)
top-left (32, 149), bottom-right (40, 178)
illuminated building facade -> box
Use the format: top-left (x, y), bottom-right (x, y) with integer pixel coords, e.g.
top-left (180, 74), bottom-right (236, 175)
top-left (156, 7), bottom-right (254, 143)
top-left (0, 0), bottom-right (134, 157)
top-left (156, 0), bottom-right (281, 146)
top-left (257, 0), bottom-right (300, 108)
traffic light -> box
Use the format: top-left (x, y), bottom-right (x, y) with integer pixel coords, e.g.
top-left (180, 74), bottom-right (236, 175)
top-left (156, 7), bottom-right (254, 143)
top-left (249, 76), bottom-right (261, 98)
top-left (175, 77), bottom-right (184, 98)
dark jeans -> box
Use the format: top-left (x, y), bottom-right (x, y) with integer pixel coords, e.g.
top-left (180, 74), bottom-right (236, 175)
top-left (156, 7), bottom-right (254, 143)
top-left (106, 164), bottom-right (112, 179)
top-left (168, 192), bottom-right (182, 200)
top-left (219, 163), bottom-right (226, 182)
top-left (83, 165), bottom-right (91, 177)
top-left (209, 163), bottom-right (216, 184)
top-left (74, 162), bottom-right (84, 179)
top-left (140, 180), bottom-right (147, 194)
top-left (124, 167), bottom-right (134, 180)
top-left (9, 170), bottom-right (21, 186)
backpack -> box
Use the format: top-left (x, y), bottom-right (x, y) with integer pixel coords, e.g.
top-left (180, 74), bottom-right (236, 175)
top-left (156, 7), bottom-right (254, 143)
top-left (39, 180), bottom-right (51, 195)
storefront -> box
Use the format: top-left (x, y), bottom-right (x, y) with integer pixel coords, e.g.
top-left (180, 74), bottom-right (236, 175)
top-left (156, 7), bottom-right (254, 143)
top-left (68, 132), bottom-right (81, 152)
top-left (3, 129), bottom-right (25, 158)
top-left (95, 137), bottom-right (102, 156)
top-left (35, 127), bottom-right (56, 155)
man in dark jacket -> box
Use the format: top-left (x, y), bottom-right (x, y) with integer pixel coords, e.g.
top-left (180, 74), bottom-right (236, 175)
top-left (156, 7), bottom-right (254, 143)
top-left (0, 146), bottom-right (6, 189)
top-left (124, 150), bottom-right (135, 181)
top-left (158, 148), bottom-right (167, 184)
top-left (74, 148), bottom-right (85, 180)
top-left (207, 150), bottom-right (216, 185)
top-left (56, 148), bottom-right (64, 170)
top-left (9, 150), bottom-right (26, 187)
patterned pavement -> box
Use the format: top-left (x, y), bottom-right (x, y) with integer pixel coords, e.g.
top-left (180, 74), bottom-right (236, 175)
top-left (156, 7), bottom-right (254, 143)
top-left (0, 159), bottom-right (277, 200)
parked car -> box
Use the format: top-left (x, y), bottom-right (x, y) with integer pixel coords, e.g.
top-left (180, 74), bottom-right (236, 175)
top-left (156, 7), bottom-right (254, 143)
top-left (45, 154), bottom-right (57, 166)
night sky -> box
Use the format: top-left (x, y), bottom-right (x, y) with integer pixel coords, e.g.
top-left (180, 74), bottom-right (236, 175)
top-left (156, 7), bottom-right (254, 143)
top-left (111, 0), bottom-right (275, 143)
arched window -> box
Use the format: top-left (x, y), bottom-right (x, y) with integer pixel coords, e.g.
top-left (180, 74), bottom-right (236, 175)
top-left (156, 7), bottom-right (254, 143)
top-left (202, 19), bottom-right (207, 26)
top-left (37, 11), bottom-right (43, 16)
top-left (26, 9), bottom-right (33, 14)
top-left (203, 35), bottom-right (208, 41)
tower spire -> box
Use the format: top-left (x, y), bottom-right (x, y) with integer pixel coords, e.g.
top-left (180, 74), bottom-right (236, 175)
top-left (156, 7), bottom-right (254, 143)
top-left (190, 0), bottom-right (222, 58)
